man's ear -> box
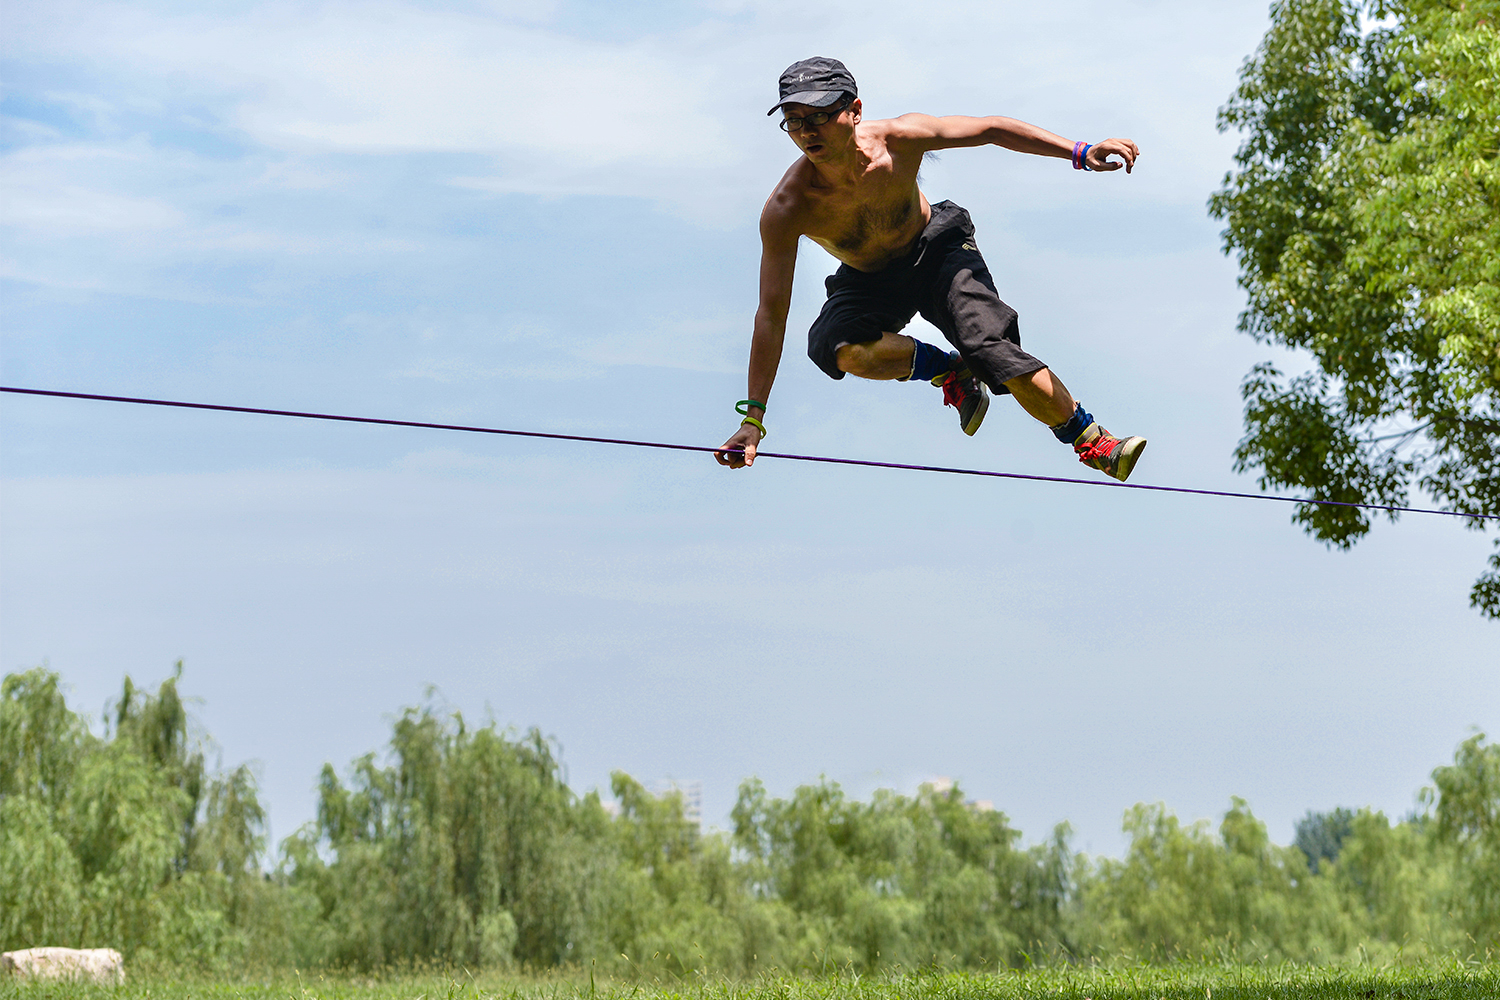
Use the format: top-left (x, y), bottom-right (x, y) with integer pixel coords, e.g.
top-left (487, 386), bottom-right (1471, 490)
top-left (849, 97), bottom-right (862, 122)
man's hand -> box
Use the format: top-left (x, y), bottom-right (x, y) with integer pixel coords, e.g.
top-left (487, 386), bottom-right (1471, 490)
top-left (1086, 138), bottom-right (1139, 173)
top-left (714, 422), bottom-right (763, 469)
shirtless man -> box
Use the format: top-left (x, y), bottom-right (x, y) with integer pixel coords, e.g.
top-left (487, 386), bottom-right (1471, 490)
top-left (715, 57), bottom-right (1147, 480)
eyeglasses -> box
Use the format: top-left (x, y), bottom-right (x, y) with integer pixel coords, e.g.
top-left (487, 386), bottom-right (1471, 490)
top-left (779, 100), bottom-right (850, 132)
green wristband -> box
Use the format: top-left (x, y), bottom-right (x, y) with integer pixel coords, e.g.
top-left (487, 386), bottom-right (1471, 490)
top-left (736, 399), bottom-right (767, 416)
top-left (740, 415), bottom-right (767, 439)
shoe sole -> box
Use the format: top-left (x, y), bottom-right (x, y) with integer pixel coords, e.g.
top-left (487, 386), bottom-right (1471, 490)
top-left (962, 386), bottom-right (990, 436)
top-left (1111, 437), bottom-right (1147, 481)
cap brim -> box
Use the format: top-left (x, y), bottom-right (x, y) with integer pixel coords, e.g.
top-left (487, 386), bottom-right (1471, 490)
top-left (766, 90), bottom-right (846, 115)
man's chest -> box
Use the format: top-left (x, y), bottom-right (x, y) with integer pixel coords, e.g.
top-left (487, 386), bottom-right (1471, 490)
top-left (801, 167), bottom-right (920, 252)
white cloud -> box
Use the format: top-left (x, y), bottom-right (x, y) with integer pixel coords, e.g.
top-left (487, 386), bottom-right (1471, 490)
top-left (1, 143), bottom-right (182, 231)
top-left (10, 0), bottom-right (1266, 207)
top-left (16, 1), bottom-right (734, 160)
top-left (3, 181), bottom-right (184, 232)
top-left (0, 0), bottom-right (1275, 324)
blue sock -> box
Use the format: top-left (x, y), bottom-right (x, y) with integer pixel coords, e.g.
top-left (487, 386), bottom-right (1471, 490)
top-left (908, 341), bottom-right (954, 383)
top-left (1051, 403), bottom-right (1094, 444)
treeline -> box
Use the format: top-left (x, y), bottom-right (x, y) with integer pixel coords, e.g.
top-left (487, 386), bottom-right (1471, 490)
top-left (2, 666), bottom-right (1497, 973)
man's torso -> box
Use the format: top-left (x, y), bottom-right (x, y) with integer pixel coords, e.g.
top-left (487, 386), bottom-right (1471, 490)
top-left (770, 120), bottom-right (931, 272)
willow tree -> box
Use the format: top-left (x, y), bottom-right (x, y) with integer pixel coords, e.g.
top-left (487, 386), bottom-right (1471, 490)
top-left (1211, 0), bottom-right (1499, 614)
top-left (0, 665), bottom-right (272, 962)
top-left (1427, 732), bottom-right (1500, 946)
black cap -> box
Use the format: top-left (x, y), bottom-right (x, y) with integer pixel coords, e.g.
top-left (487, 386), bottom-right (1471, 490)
top-left (768, 57), bottom-right (857, 116)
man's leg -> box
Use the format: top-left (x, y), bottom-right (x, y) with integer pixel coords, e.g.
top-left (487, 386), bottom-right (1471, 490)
top-left (916, 231), bottom-right (1148, 480)
top-left (837, 332), bottom-right (989, 436)
top-left (805, 256), bottom-right (987, 435)
top-left (1002, 367), bottom-right (1076, 426)
top-left (1005, 366), bottom-right (1147, 482)
top-left (834, 331), bottom-right (918, 380)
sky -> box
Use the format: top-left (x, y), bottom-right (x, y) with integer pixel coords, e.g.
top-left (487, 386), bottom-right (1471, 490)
top-left (2, 0), bottom-right (1496, 860)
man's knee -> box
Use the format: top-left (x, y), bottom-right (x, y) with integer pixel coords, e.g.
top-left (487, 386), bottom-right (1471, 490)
top-left (835, 340), bottom-right (880, 377)
top-left (1002, 365), bottom-right (1051, 393)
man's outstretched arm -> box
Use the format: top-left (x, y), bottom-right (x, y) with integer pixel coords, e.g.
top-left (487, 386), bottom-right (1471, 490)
top-left (716, 209), bottom-right (798, 469)
top-left (891, 113), bottom-right (1138, 172)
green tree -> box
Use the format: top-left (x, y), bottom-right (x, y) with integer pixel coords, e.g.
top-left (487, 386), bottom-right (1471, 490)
top-left (1080, 799), bottom-right (1355, 961)
top-left (285, 700), bottom-right (625, 970)
top-left (0, 667), bottom-right (89, 810)
top-left (606, 773), bottom-right (746, 973)
top-left (0, 665), bottom-right (277, 965)
top-left (1328, 808), bottom-right (1458, 954)
top-left (1294, 807), bottom-right (1355, 874)
top-left (1211, 0), bottom-right (1499, 615)
top-left (1425, 732), bottom-right (1500, 945)
top-left (0, 669), bottom-right (90, 948)
top-left (6, 664), bottom-right (1488, 970)
top-left (730, 777), bottom-right (1069, 971)
top-left (108, 664), bottom-right (205, 876)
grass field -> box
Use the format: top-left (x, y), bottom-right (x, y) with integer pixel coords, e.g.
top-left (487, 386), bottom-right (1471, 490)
top-left (3, 963), bottom-right (1497, 1000)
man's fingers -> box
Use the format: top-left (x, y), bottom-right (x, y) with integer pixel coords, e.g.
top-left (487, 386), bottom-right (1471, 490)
top-left (715, 424), bottom-right (763, 469)
top-left (1098, 139), bottom-right (1138, 174)
top-left (714, 437), bottom-right (755, 469)
top-left (1084, 140), bottom-right (1136, 172)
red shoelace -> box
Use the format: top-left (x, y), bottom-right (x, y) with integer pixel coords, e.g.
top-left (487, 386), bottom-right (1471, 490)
top-left (1076, 434), bottom-right (1120, 464)
top-left (939, 373), bottom-right (966, 409)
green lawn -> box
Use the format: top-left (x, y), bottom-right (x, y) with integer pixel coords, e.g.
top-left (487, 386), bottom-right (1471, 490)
top-left (4, 964), bottom-right (1496, 1000)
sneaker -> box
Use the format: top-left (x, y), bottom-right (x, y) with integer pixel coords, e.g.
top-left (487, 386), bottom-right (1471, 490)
top-left (1073, 422), bottom-right (1147, 481)
top-left (933, 356), bottom-right (989, 436)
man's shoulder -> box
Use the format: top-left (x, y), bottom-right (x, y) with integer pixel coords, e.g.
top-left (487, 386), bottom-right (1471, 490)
top-left (876, 113), bottom-right (943, 143)
top-left (760, 160), bottom-right (815, 232)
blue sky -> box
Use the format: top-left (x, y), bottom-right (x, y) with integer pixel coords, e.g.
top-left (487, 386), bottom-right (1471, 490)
top-left (2, 0), bottom-right (1495, 858)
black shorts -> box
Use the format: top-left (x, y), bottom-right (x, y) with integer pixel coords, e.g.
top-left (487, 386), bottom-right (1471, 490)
top-left (807, 200), bottom-right (1045, 394)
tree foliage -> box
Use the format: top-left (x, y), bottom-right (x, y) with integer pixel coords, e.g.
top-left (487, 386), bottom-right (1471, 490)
top-left (3, 665), bottom-right (1498, 971)
top-left (1211, 0), bottom-right (1500, 615)
top-left (730, 778), bottom-right (1073, 969)
top-left (1294, 806), bottom-right (1355, 874)
top-left (0, 665), bottom-right (289, 968)
top-left (282, 704), bottom-right (617, 969)
top-left (1425, 731), bottom-right (1500, 942)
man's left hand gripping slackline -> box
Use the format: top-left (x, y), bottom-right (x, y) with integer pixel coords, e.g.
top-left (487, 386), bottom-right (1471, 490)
top-left (715, 57), bottom-right (1146, 480)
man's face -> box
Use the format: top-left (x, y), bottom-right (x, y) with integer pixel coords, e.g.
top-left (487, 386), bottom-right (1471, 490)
top-left (782, 99), bottom-right (858, 160)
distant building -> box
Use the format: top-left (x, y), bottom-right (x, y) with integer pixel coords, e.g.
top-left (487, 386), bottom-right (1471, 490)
top-left (925, 777), bottom-right (995, 813)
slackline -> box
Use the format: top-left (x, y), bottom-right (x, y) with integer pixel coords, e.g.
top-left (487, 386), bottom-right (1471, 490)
top-left (3, 385), bottom-right (1495, 524)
